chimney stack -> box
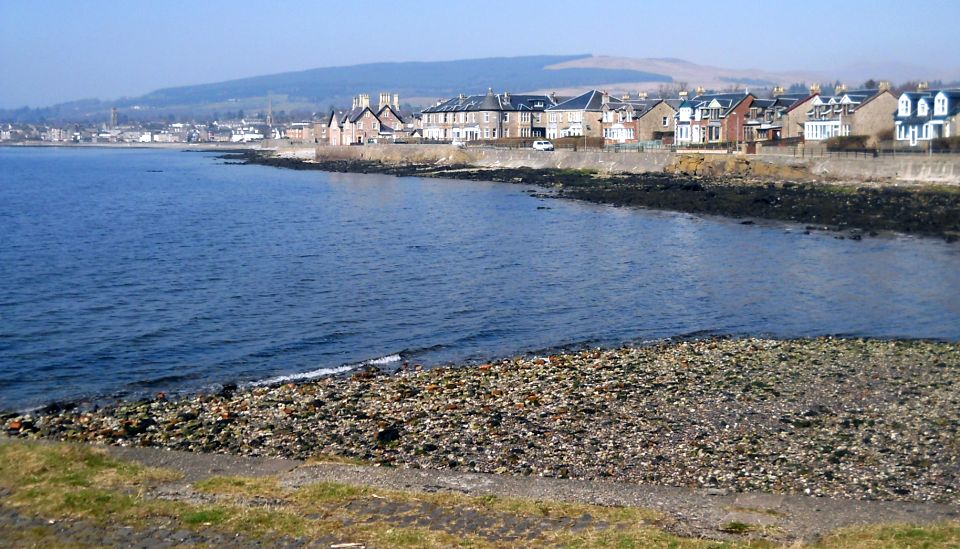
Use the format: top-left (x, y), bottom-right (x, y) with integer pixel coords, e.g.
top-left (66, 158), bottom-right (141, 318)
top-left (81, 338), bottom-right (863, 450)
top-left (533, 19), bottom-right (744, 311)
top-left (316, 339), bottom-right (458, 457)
top-left (601, 90), bottom-right (610, 104)
top-left (696, 86), bottom-right (705, 96)
top-left (392, 93), bottom-right (399, 109)
top-left (360, 94), bottom-right (370, 108)
top-left (918, 81), bottom-right (930, 92)
top-left (879, 81), bottom-right (892, 92)
top-left (810, 83), bottom-right (821, 95)
top-left (379, 92), bottom-right (390, 112)
top-left (549, 91), bottom-right (557, 104)
top-left (835, 83), bottom-right (847, 95)
top-left (772, 86), bottom-right (785, 97)
top-left (679, 91), bottom-right (689, 99)
top-left (352, 95), bottom-right (358, 109)
top-left (639, 91), bottom-right (648, 99)
top-left (621, 93), bottom-right (631, 101)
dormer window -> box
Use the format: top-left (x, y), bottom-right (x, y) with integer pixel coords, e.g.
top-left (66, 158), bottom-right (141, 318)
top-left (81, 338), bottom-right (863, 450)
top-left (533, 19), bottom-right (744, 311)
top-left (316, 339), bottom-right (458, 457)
top-left (899, 97), bottom-right (911, 116)
top-left (918, 101), bottom-right (928, 116)
top-left (935, 96), bottom-right (948, 115)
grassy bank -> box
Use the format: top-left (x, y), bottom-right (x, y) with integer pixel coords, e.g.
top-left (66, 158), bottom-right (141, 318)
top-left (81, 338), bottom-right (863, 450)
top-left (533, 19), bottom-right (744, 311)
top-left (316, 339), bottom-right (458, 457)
top-left (1, 441), bottom-right (957, 547)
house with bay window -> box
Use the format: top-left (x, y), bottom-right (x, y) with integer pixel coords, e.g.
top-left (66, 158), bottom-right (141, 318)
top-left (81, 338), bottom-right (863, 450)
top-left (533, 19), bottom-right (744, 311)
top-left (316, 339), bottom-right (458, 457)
top-left (895, 87), bottom-right (960, 146)
top-left (803, 84), bottom-right (896, 145)
top-left (420, 89), bottom-right (556, 142)
top-left (673, 92), bottom-right (754, 145)
top-left (599, 94), bottom-right (677, 144)
top-left (545, 90), bottom-right (607, 139)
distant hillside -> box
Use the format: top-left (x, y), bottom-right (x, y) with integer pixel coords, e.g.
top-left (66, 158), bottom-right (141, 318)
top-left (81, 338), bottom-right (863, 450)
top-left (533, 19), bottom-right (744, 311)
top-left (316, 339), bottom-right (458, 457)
top-left (541, 56), bottom-right (824, 93)
top-left (0, 55), bottom-right (672, 123)
top-left (6, 53), bottom-right (955, 124)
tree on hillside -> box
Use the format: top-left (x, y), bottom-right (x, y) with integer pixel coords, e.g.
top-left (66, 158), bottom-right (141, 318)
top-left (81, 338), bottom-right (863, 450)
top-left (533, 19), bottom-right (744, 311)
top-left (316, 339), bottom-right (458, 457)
top-left (786, 82), bottom-right (808, 94)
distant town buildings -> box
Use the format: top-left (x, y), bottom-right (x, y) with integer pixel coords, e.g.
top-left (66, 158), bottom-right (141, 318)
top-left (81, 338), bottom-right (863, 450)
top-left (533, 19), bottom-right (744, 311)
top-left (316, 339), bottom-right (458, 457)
top-left (3, 80), bottom-right (959, 150)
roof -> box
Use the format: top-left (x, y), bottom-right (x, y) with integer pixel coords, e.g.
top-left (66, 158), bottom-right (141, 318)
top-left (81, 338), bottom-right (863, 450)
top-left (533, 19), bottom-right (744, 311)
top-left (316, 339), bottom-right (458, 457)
top-left (546, 90), bottom-right (607, 112)
top-left (687, 92), bottom-right (754, 116)
top-left (421, 89), bottom-right (556, 113)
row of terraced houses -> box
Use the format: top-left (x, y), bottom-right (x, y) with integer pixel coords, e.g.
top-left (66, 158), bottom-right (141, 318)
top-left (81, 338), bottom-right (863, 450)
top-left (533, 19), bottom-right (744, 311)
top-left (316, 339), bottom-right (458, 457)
top-left (313, 82), bottom-right (959, 149)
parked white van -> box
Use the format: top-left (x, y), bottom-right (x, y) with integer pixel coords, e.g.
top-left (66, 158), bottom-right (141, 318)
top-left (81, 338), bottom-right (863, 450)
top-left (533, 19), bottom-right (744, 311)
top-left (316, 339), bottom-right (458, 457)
top-left (532, 140), bottom-right (555, 151)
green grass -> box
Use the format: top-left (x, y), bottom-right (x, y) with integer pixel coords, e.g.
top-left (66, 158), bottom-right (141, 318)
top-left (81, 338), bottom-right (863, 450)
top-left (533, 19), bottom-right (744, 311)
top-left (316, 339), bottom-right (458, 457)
top-left (1, 441), bottom-right (958, 548)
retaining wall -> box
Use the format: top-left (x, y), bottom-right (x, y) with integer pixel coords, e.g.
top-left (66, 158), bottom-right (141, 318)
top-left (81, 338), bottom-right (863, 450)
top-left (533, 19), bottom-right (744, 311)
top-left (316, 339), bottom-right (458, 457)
top-left (266, 143), bottom-right (960, 185)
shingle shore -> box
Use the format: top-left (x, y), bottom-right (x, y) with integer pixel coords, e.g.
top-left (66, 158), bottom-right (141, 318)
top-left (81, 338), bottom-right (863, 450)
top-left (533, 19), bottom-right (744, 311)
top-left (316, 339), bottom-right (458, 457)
top-left (5, 337), bottom-right (959, 504)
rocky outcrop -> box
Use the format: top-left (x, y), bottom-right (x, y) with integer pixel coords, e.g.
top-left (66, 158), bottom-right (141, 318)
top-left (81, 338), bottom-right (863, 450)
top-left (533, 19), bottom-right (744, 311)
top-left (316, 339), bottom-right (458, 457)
top-left (665, 154), bottom-right (816, 181)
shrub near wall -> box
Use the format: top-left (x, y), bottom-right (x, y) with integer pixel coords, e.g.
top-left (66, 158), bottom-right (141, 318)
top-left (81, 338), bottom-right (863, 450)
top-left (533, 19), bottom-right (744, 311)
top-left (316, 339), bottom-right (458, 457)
top-left (825, 135), bottom-right (870, 151)
top-left (932, 137), bottom-right (960, 152)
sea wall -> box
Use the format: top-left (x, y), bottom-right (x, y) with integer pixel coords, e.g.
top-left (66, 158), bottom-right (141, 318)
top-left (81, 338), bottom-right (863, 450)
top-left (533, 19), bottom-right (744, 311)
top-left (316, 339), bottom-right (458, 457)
top-left (265, 143), bottom-right (960, 185)
top-left (305, 144), bottom-right (674, 174)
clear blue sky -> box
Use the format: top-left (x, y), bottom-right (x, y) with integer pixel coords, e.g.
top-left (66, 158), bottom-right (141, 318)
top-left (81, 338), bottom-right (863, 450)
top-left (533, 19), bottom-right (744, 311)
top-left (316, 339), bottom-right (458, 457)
top-left (1, 0), bottom-right (957, 108)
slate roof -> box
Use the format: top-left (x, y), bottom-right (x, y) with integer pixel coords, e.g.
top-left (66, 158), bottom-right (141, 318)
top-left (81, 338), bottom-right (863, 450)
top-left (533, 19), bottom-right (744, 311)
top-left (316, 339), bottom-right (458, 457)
top-left (687, 92), bottom-right (754, 116)
top-left (422, 89), bottom-right (556, 113)
top-left (546, 90), bottom-right (607, 112)
top-left (600, 98), bottom-right (675, 118)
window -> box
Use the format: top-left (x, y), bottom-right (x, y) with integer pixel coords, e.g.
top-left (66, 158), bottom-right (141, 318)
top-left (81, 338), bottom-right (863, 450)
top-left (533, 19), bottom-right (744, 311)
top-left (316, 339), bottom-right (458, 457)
top-left (459, 112), bottom-right (465, 123)
top-left (483, 113), bottom-right (490, 123)
top-left (483, 128), bottom-right (490, 138)
top-left (358, 122), bottom-right (363, 130)
top-left (536, 114), bottom-right (541, 123)
top-left (662, 116), bottom-right (668, 126)
top-left (899, 98), bottom-right (910, 117)
top-left (503, 113), bottom-right (509, 122)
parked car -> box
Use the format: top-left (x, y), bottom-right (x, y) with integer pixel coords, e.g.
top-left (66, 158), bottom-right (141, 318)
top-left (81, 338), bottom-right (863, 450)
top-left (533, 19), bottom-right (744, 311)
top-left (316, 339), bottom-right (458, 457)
top-left (532, 140), bottom-right (555, 151)
top-left (452, 139), bottom-right (466, 148)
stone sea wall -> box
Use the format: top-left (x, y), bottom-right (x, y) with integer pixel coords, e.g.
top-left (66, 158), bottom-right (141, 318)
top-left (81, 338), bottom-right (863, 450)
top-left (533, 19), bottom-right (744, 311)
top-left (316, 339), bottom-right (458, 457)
top-left (263, 143), bottom-right (960, 185)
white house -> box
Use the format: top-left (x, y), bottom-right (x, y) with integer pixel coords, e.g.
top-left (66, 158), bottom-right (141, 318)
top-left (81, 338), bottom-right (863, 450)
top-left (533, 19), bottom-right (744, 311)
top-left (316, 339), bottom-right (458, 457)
top-left (895, 88), bottom-right (960, 146)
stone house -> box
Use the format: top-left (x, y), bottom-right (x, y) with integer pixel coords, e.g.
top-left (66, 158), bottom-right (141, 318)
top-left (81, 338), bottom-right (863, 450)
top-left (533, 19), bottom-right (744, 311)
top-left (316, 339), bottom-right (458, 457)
top-left (780, 86), bottom-right (820, 139)
top-left (803, 84), bottom-right (897, 145)
top-left (324, 92), bottom-right (410, 145)
top-left (743, 89), bottom-right (812, 142)
top-left (674, 92), bottom-right (755, 145)
top-left (600, 94), bottom-right (677, 143)
top-left (545, 90), bottom-right (608, 139)
top-left (895, 86), bottom-right (960, 146)
top-left (420, 89), bottom-right (556, 141)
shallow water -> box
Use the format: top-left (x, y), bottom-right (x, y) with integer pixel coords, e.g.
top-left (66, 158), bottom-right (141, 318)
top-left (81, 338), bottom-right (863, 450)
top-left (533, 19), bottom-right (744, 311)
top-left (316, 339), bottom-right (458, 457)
top-left (1, 147), bottom-right (958, 410)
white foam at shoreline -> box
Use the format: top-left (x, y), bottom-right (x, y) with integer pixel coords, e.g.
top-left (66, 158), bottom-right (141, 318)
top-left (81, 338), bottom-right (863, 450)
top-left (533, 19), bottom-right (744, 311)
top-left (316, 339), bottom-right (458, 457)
top-left (251, 353), bottom-right (402, 386)
top-left (365, 353), bottom-right (401, 365)
top-left (253, 365), bottom-right (355, 385)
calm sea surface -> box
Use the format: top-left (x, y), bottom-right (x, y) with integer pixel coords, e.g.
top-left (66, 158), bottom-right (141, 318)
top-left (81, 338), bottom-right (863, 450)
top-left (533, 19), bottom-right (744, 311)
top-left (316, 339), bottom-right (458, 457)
top-left (1, 147), bottom-right (958, 410)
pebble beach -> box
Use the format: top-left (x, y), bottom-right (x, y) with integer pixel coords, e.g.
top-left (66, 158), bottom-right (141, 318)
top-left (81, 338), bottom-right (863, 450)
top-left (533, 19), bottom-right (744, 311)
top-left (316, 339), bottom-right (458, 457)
top-left (6, 337), bottom-right (959, 504)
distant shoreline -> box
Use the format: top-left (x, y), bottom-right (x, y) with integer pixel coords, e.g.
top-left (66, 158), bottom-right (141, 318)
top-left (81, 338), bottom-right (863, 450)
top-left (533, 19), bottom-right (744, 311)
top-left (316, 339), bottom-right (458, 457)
top-left (0, 141), bottom-right (258, 151)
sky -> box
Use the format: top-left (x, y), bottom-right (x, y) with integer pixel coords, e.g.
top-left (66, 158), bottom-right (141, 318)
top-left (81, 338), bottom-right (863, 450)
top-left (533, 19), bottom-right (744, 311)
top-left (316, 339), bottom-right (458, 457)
top-left (1, 0), bottom-right (958, 109)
